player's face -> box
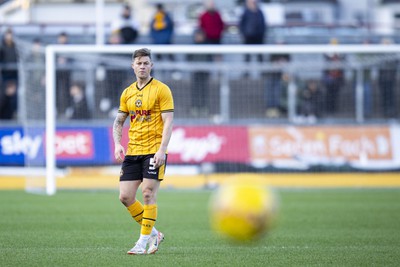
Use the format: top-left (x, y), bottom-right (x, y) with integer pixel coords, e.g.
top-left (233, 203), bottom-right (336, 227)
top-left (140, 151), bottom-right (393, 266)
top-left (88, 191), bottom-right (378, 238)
top-left (132, 56), bottom-right (153, 80)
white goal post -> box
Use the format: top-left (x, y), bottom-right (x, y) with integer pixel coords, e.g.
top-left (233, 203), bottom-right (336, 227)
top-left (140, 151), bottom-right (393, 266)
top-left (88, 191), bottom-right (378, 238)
top-left (44, 44), bottom-right (400, 195)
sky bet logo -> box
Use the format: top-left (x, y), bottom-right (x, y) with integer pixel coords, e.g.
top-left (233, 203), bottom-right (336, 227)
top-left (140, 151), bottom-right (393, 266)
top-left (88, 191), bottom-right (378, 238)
top-left (0, 131), bottom-right (41, 159)
top-left (130, 110), bottom-right (152, 122)
top-left (0, 130), bottom-right (94, 160)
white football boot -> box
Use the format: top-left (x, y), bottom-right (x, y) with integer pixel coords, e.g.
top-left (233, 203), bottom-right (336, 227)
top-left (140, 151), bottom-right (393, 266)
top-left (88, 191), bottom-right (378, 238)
top-left (127, 242), bottom-right (147, 255)
top-left (147, 231), bottom-right (165, 254)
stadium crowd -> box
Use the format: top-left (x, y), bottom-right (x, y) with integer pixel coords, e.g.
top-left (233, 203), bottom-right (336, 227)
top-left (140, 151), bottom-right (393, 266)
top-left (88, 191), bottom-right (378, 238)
top-left (0, 0), bottom-right (399, 121)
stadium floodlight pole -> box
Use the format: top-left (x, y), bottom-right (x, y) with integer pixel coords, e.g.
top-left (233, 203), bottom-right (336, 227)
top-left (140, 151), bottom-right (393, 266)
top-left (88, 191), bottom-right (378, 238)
top-left (45, 45), bottom-right (56, 196)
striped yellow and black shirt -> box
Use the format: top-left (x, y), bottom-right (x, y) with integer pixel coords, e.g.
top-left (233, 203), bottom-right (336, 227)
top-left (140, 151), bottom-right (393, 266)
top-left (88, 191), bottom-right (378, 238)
top-left (119, 78), bottom-right (174, 155)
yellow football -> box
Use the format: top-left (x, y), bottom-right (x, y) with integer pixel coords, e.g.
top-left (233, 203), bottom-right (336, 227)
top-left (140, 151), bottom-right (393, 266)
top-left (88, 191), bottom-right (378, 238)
top-left (209, 179), bottom-right (277, 242)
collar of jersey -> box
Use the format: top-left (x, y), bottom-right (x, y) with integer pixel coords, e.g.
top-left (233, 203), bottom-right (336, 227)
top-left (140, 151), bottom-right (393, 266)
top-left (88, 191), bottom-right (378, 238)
top-left (136, 77), bottom-right (153, 91)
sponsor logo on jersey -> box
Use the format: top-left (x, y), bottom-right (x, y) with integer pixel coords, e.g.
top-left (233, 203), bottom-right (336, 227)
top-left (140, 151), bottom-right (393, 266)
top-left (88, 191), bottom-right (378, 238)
top-left (136, 110), bottom-right (151, 116)
top-left (129, 110), bottom-right (136, 122)
top-left (130, 110), bottom-right (152, 122)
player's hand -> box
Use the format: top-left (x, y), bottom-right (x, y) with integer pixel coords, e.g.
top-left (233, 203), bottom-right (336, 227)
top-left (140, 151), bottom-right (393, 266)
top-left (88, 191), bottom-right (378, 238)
top-left (114, 144), bottom-right (125, 163)
top-left (153, 150), bottom-right (166, 169)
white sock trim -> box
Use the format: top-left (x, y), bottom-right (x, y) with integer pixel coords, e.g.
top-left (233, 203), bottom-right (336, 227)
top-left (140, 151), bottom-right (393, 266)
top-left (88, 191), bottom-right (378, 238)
top-left (151, 227), bottom-right (158, 236)
top-left (138, 234), bottom-right (151, 247)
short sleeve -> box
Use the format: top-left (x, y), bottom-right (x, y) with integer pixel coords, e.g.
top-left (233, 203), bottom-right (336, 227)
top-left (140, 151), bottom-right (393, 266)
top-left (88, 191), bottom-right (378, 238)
top-left (119, 89), bottom-right (129, 113)
top-left (159, 85), bottom-right (174, 113)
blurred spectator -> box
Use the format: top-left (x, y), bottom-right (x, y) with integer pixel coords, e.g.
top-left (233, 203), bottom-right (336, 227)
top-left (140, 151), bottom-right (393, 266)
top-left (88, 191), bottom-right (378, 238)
top-left (199, 0), bottom-right (224, 44)
top-left (188, 29), bottom-right (212, 117)
top-left (150, 3), bottom-right (175, 74)
top-left (0, 28), bottom-right (19, 84)
top-left (97, 34), bottom-right (131, 118)
top-left (239, 0), bottom-right (267, 63)
top-left (299, 79), bottom-right (323, 121)
top-left (265, 48), bottom-right (290, 118)
top-left (108, 32), bottom-right (122, 45)
top-left (103, 65), bottom-right (130, 118)
top-left (56, 32), bottom-right (72, 116)
top-left (150, 3), bottom-right (174, 45)
top-left (58, 31), bottom-right (68, 44)
top-left (28, 38), bottom-right (45, 81)
top-left (27, 38), bottom-right (46, 119)
top-left (111, 4), bottom-right (139, 44)
top-left (65, 82), bottom-right (91, 120)
top-left (278, 73), bottom-right (291, 116)
top-left (378, 37), bottom-right (398, 118)
top-left (322, 38), bottom-right (345, 115)
top-left (357, 39), bottom-right (374, 118)
top-left (0, 80), bottom-right (17, 119)
top-left (0, 28), bottom-right (19, 120)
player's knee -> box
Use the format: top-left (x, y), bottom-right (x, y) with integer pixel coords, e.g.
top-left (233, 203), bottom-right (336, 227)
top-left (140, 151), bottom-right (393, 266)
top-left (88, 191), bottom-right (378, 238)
top-left (142, 188), bottom-right (155, 204)
top-left (119, 192), bottom-right (134, 207)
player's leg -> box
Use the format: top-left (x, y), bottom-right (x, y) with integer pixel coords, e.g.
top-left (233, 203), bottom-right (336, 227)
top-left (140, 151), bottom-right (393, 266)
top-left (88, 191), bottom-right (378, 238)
top-left (141, 178), bottom-right (165, 254)
top-left (141, 178), bottom-right (160, 228)
top-left (119, 180), bottom-right (143, 223)
top-left (120, 181), bottom-right (160, 233)
top-left (143, 155), bottom-right (167, 254)
top-left (119, 156), bottom-right (148, 255)
top-left (121, 180), bottom-right (150, 255)
top-left (127, 178), bottom-right (161, 255)
top-left (131, 178), bottom-right (160, 253)
top-left (119, 156), bottom-right (144, 223)
top-left (127, 155), bottom-right (165, 255)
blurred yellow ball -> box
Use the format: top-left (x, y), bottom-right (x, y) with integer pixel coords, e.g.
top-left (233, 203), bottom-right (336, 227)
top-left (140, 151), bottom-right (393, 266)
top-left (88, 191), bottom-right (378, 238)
top-left (209, 179), bottom-right (277, 242)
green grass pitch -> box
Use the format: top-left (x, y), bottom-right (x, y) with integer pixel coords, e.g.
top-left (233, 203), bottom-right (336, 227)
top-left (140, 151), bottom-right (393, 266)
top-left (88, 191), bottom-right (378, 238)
top-left (1, 188), bottom-right (400, 266)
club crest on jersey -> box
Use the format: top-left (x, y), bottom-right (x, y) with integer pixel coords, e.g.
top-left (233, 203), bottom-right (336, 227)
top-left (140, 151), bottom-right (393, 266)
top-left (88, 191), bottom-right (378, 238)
top-left (135, 99), bottom-right (142, 108)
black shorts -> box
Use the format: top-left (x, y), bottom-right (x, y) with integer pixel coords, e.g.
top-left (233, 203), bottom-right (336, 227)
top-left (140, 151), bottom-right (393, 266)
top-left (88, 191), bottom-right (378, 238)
top-left (120, 154), bottom-right (167, 181)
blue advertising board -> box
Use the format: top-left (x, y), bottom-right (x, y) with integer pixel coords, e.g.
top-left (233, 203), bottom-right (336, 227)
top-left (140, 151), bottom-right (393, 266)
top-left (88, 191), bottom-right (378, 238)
top-left (0, 126), bottom-right (112, 166)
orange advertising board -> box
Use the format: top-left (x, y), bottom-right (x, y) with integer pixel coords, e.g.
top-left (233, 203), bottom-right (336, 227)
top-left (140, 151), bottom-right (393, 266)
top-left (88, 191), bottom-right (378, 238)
top-left (249, 126), bottom-right (393, 162)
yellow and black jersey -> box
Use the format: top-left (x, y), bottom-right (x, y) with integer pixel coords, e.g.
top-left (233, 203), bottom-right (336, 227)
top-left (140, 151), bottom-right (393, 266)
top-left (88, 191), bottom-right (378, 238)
top-left (119, 78), bottom-right (174, 155)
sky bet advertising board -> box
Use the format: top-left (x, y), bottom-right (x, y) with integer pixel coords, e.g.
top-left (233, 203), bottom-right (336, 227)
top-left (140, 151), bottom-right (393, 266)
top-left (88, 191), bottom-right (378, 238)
top-left (0, 126), bottom-right (110, 166)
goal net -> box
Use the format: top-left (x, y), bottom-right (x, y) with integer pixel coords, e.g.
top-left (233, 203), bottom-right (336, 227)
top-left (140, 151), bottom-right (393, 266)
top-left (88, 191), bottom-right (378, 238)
top-left (15, 43), bottom-right (400, 195)
top-left (12, 39), bottom-right (48, 194)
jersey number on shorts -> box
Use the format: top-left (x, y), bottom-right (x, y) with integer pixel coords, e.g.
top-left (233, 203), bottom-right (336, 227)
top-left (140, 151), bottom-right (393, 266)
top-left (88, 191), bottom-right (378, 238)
top-left (149, 158), bottom-right (156, 170)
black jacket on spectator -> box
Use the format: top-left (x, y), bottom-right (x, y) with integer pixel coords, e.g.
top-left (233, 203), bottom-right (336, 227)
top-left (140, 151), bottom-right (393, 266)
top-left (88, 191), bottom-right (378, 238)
top-left (0, 39), bottom-right (19, 82)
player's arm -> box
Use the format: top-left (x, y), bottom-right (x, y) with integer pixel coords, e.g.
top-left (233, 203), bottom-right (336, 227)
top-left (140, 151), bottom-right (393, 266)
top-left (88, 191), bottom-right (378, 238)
top-left (113, 111), bottom-right (128, 163)
top-left (153, 111), bottom-right (174, 168)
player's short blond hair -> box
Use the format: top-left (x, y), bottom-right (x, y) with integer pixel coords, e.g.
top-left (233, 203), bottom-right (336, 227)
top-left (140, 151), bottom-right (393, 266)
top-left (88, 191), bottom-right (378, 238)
top-left (132, 48), bottom-right (152, 62)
